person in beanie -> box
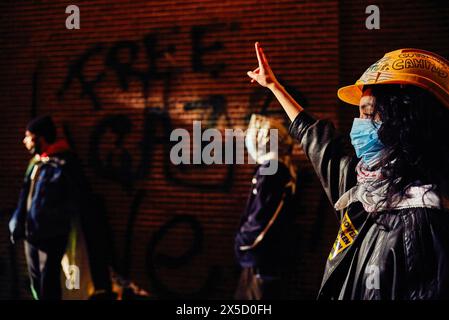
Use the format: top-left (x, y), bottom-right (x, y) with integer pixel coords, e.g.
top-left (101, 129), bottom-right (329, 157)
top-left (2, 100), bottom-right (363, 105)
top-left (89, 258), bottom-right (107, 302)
top-left (9, 115), bottom-right (84, 300)
top-left (247, 43), bottom-right (449, 299)
top-left (234, 114), bottom-right (297, 300)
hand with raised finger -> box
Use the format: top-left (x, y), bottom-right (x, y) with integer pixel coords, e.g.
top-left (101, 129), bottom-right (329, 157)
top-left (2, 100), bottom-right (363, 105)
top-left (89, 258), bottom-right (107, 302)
top-left (247, 42), bottom-right (279, 90)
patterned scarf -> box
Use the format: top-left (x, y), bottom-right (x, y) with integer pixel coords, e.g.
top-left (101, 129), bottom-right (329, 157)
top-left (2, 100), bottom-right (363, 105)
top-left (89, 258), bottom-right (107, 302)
top-left (334, 160), bottom-right (441, 213)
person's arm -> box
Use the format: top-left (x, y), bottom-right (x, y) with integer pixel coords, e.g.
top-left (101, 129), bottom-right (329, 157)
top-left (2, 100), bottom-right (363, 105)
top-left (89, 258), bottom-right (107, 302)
top-left (289, 112), bottom-right (358, 213)
top-left (247, 42), bottom-right (357, 218)
top-left (247, 42), bottom-right (303, 121)
top-left (8, 162), bottom-right (35, 244)
top-left (9, 188), bottom-right (28, 244)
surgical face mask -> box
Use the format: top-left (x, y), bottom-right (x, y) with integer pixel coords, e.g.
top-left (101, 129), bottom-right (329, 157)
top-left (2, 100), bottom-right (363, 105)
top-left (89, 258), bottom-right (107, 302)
top-left (245, 127), bottom-right (278, 165)
top-left (350, 118), bottom-right (384, 167)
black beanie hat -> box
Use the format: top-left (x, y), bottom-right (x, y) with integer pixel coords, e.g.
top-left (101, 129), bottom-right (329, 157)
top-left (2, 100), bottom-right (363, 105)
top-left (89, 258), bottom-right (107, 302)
top-left (26, 115), bottom-right (57, 143)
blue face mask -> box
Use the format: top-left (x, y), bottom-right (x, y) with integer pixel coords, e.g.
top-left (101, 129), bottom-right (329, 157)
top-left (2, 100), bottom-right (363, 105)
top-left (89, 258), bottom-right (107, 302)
top-left (350, 118), bottom-right (384, 167)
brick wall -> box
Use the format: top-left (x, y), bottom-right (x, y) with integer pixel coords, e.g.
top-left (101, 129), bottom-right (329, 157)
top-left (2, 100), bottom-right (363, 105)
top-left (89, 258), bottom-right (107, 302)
top-left (0, 0), bottom-right (448, 299)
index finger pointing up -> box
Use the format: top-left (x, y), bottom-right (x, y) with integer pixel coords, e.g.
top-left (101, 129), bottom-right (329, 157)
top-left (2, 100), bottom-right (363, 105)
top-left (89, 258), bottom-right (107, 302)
top-left (255, 42), bottom-right (264, 70)
top-left (259, 45), bottom-right (268, 65)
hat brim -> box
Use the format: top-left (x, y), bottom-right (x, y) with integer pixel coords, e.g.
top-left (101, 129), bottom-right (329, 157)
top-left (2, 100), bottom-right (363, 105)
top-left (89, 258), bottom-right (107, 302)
top-left (337, 84), bottom-right (363, 106)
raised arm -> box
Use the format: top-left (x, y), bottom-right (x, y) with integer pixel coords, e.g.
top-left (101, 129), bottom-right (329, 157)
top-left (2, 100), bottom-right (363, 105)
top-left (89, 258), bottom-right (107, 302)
top-left (247, 42), bottom-right (304, 121)
top-left (247, 42), bottom-right (358, 218)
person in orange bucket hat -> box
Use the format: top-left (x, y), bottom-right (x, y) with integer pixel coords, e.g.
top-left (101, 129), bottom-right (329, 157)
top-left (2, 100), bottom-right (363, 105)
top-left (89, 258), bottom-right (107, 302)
top-left (247, 43), bottom-right (449, 300)
top-left (337, 48), bottom-right (449, 109)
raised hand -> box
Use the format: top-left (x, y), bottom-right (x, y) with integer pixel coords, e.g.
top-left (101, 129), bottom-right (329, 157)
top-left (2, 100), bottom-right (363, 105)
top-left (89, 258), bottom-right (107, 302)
top-left (247, 42), bottom-right (303, 121)
top-left (247, 42), bottom-right (279, 90)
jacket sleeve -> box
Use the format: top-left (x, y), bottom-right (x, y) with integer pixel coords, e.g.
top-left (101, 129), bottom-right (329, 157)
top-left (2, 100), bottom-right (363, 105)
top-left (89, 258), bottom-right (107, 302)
top-left (8, 162), bottom-right (33, 242)
top-left (9, 185), bottom-right (28, 241)
top-left (288, 111), bottom-right (358, 221)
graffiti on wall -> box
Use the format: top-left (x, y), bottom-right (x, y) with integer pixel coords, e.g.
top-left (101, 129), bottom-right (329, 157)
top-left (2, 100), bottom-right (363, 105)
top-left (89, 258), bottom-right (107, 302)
top-left (5, 22), bottom-right (319, 299)
top-left (56, 24), bottom-right (243, 297)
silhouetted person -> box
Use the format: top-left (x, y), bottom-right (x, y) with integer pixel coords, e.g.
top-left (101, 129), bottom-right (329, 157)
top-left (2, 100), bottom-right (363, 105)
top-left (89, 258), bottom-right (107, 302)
top-left (9, 115), bottom-right (82, 300)
top-left (234, 114), bottom-right (297, 300)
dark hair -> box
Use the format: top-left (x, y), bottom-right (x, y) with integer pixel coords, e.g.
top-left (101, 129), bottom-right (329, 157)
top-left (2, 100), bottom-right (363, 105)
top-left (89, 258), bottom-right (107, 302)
top-left (26, 115), bottom-right (57, 143)
top-left (366, 84), bottom-right (449, 208)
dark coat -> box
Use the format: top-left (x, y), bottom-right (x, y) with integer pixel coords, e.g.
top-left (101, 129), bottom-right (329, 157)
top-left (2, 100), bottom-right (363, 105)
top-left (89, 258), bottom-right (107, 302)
top-left (289, 111), bottom-right (449, 300)
top-left (9, 149), bottom-right (83, 245)
top-left (234, 161), bottom-right (296, 278)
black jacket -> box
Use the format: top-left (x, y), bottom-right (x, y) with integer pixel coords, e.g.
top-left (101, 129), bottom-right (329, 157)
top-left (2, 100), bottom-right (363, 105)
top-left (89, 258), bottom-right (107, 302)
top-left (289, 111), bottom-right (449, 300)
top-left (234, 161), bottom-right (295, 278)
top-left (9, 148), bottom-right (83, 245)
top-left (10, 142), bottom-right (114, 294)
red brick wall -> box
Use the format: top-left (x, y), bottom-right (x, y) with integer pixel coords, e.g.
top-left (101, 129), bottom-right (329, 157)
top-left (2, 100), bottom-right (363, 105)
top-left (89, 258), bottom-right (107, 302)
top-left (0, 0), bottom-right (448, 299)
